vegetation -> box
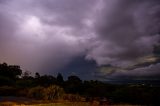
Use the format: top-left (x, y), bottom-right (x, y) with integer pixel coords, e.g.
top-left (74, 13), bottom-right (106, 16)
top-left (28, 86), bottom-right (45, 100)
top-left (0, 62), bottom-right (160, 105)
top-left (0, 102), bottom-right (91, 106)
top-left (44, 85), bottom-right (64, 100)
top-left (27, 85), bottom-right (64, 100)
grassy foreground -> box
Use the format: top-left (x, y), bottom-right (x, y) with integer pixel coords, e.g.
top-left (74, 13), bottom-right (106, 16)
top-left (0, 102), bottom-right (91, 106)
top-left (0, 102), bottom-right (140, 106)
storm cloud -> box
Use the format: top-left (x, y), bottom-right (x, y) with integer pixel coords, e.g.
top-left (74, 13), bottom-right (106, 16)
top-left (0, 0), bottom-right (97, 74)
top-left (87, 0), bottom-right (160, 66)
top-left (0, 0), bottom-right (160, 80)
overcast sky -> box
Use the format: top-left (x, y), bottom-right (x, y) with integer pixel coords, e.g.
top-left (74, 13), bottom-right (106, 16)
top-left (0, 0), bottom-right (160, 80)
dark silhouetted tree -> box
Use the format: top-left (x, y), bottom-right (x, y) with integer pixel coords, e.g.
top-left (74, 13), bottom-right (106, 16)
top-left (67, 75), bottom-right (82, 84)
top-left (38, 75), bottom-right (56, 87)
top-left (22, 71), bottom-right (33, 80)
top-left (65, 75), bottom-right (82, 94)
top-left (35, 72), bottom-right (40, 79)
top-left (0, 63), bottom-right (22, 80)
top-left (56, 73), bottom-right (64, 85)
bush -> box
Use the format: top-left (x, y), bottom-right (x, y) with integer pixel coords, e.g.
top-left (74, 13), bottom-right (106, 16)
top-left (17, 88), bottom-right (29, 97)
top-left (0, 86), bottom-right (17, 96)
top-left (28, 86), bottom-right (45, 99)
top-left (0, 76), bottom-right (15, 86)
top-left (44, 85), bottom-right (64, 100)
top-left (28, 85), bottom-right (64, 100)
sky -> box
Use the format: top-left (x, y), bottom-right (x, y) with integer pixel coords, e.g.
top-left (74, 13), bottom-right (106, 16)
top-left (0, 0), bottom-right (160, 80)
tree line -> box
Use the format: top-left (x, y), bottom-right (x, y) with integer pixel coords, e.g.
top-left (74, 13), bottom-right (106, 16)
top-left (0, 62), bottom-right (160, 105)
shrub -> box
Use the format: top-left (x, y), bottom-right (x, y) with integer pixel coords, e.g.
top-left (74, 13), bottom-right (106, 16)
top-left (0, 76), bottom-right (15, 86)
top-left (44, 85), bottom-right (64, 100)
top-left (28, 86), bottom-right (45, 99)
top-left (17, 88), bottom-right (29, 97)
top-left (0, 86), bottom-right (17, 96)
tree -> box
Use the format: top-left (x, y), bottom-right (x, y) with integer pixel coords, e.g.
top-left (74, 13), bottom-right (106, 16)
top-left (65, 75), bottom-right (82, 94)
top-left (22, 71), bottom-right (33, 80)
top-left (9, 65), bottom-right (22, 79)
top-left (35, 72), bottom-right (40, 79)
top-left (38, 75), bottom-right (56, 87)
top-left (0, 63), bottom-right (22, 80)
top-left (67, 75), bottom-right (82, 84)
top-left (56, 73), bottom-right (64, 85)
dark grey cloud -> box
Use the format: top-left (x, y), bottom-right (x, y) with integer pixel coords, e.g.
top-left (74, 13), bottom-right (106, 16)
top-left (59, 56), bottom-right (97, 80)
top-left (85, 0), bottom-right (160, 80)
top-left (86, 0), bottom-right (160, 67)
top-left (110, 63), bottom-right (160, 81)
top-left (96, 55), bottom-right (160, 80)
